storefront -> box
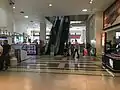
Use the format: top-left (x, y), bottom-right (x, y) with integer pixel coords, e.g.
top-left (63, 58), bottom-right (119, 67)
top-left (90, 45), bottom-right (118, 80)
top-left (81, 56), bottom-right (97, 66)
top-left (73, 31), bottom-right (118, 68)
top-left (13, 33), bottom-right (24, 44)
top-left (69, 22), bottom-right (86, 44)
top-left (102, 0), bottom-right (120, 72)
top-left (0, 29), bottom-right (13, 44)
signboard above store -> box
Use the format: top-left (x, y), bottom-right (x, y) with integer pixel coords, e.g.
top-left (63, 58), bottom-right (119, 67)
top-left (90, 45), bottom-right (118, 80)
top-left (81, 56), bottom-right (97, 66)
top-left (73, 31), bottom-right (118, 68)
top-left (103, 0), bottom-right (120, 30)
top-left (70, 35), bottom-right (81, 39)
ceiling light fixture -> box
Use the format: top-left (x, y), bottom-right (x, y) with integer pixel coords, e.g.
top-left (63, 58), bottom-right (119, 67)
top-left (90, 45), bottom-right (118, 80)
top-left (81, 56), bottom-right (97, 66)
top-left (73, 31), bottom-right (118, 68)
top-left (89, 0), bottom-right (93, 4)
top-left (13, 6), bottom-right (15, 9)
top-left (24, 16), bottom-right (28, 18)
top-left (49, 4), bottom-right (52, 7)
top-left (90, 1), bottom-right (92, 4)
top-left (82, 9), bottom-right (87, 12)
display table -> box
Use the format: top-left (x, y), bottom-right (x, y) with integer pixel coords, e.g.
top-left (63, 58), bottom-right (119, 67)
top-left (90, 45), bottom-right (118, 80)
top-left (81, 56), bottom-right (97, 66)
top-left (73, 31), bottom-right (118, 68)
top-left (22, 44), bottom-right (37, 55)
top-left (102, 54), bottom-right (120, 72)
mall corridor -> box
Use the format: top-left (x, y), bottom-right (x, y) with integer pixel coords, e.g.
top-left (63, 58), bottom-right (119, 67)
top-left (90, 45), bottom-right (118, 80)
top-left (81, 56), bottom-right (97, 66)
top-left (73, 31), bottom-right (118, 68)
top-left (0, 0), bottom-right (120, 90)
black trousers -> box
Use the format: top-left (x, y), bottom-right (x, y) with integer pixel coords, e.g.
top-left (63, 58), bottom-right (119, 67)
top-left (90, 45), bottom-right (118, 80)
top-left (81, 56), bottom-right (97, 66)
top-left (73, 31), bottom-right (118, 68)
top-left (5, 55), bottom-right (10, 69)
top-left (0, 55), bottom-right (4, 70)
top-left (2, 54), bottom-right (10, 70)
top-left (73, 49), bottom-right (79, 58)
top-left (0, 54), bottom-right (10, 70)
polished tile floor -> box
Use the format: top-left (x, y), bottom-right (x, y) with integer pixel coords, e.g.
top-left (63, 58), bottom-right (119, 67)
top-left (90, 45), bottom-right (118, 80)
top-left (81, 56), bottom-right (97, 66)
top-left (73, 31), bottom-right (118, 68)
top-left (1, 55), bottom-right (120, 90)
top-left (0, 72), bottom-right (120, 90)
top-left (8, 55), bottom-right (112, 76)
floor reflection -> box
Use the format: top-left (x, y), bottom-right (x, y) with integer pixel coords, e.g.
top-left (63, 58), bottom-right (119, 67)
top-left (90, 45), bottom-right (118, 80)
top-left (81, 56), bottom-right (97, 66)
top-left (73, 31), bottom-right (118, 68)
top-left (9, 56), bottom-right (113, 76)
top-left (0, 72), bottom-right (120, 90)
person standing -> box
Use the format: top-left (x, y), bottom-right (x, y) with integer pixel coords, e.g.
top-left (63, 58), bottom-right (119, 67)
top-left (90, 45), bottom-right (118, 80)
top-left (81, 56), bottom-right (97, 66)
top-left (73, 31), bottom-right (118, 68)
top-left (2, 40), bottom-right (11, 70)
top-left (86, 43), bottom-right (91, 56)
top-left (73, 39), bottom-right (79, 58)
top-left (63, 42), bottom-right (67, 56)
top-left (68, 42), bottom-right (71, 56)
top-left (0, 45), bottom-right (3, 70)
top-left (71, 44), bottom-right (74, 58)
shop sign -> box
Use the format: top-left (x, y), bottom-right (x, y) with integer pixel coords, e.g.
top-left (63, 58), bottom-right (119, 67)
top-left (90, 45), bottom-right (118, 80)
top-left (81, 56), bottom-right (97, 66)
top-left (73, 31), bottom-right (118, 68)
top-left (70, 35), bottom-right (81, 39)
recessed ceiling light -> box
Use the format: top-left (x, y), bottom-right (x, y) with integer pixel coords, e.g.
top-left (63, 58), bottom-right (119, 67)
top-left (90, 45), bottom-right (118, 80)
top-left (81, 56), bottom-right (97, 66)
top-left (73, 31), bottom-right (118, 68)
top-left (82, 9), bottom-right (87, 12)
top-left (24, 16), bottom-right (28, 18)
top-left (13, 6), bottom-right (15, 9)
top-left (49, 4), bottom-right (52, 7)
top-left (90, 1), bottom-right (92, 4)
top-left (90, 0), bottom-right (93, 4)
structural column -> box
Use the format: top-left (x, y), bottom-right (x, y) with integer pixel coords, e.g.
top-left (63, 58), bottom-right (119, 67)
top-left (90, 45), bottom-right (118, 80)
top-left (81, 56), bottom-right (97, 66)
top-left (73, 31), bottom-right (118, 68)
top-left (86, 15), bottom-right (95, 44)
top-left (95, 12), bottom-right (103, 55)
top-left (40, 17), bottom-right (46, 43)
top-left (86, 12), bottom-right (103, 56)
top-left (86, 21), bottom-right (90, 44)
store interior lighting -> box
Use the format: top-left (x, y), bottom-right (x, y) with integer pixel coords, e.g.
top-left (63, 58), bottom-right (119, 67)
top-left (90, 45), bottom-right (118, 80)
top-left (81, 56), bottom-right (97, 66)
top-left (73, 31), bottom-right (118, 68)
top-left (70, 21), bottom-right (82, 24)
top-left (24, 16), bottom-right (29, 18)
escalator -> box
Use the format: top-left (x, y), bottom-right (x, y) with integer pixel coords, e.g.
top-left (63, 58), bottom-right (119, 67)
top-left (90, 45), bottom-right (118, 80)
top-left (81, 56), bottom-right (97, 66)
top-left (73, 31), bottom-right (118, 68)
top-left (58, 16), bottom-right (70, 55)
top-left (45, 17), bottom-right (60, 54)
top-left (45, 16), bottom-right (70, 55)
top-left (54, 16), bottom-right (70, 55)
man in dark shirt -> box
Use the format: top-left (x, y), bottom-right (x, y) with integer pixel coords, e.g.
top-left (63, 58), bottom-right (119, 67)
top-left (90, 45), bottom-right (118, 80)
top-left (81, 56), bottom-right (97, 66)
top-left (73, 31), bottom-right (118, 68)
top-left (2, 40), bottom-right (11, 70)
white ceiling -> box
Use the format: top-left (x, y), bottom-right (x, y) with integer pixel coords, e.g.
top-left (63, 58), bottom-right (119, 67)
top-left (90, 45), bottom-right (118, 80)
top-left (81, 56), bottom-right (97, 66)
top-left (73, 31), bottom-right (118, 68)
top-left (14, 0), bottom-right (115, 16)
top-left (13, 0), bottom-right (115, 32)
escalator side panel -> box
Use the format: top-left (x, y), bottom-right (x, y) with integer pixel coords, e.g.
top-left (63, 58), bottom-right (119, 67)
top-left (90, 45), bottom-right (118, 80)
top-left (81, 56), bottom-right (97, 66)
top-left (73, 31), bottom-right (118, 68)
top-left (45, 18), bottom-right (60, 54)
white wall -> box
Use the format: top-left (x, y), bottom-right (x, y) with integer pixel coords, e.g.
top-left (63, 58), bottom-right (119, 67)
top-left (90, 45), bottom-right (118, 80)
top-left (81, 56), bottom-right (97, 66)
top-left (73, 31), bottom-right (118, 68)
top-left (15, 20), bottom-right (27, 34)
top-left (15, 18), bottom-right (41, 34)
top-left (0, 0), bottom-right (14, 32)
top-left (0, 8), bottom-right (7, 27)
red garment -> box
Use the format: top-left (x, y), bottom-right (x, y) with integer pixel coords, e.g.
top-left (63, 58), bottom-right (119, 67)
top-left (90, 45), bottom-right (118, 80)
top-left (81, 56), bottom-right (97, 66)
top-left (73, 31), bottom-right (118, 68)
top-left (84, 48), bottom-right (88, 56)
